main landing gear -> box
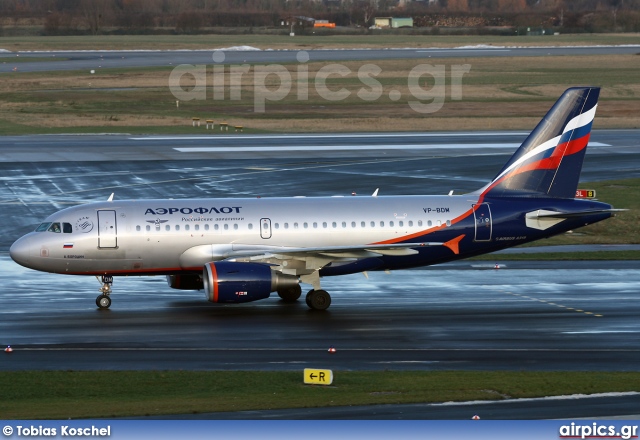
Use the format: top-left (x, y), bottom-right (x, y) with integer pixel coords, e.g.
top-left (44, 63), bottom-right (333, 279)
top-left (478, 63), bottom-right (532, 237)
top-left (276, 284), bottom-right (332, 310)
top-left (306, 289), bottom-right (331, 311)
top-left (96, 275), bottom-right (113, 309)
top-left (277, 285), bottom-right (302, 303)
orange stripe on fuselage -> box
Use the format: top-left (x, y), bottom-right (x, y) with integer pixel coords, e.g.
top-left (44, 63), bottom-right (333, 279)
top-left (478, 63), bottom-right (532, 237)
top-left (373, 206), bottom-right (476, 245)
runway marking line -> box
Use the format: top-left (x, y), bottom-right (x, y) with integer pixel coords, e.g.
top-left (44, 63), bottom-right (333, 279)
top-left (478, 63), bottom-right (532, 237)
top-left (503, 292), bottom-right (603, 317)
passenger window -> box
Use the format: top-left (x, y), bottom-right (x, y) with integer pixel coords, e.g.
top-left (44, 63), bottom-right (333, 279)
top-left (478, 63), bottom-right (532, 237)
top-left (361, 221), bottom-right (365, 228)
top-left (48, 223), bottom-right (61, 233)
top-left (205, 224), bottom-right (210, 231)
top-left (248, 224), bottom-right (253, 230)
top-left (185, 225), bottom-right (190, 231)
top-left (36, 223), bottom-right (51, 232)
top-left (390, 221), bottom-right (394, 227)
top-left (63, 223), bottom-right (72, 233)
top-left (332, 222), bottom-right (337, 228)
top-left (136, 225), bottom-right (141, 232)
top-left (195, 225), bottom-right (200, 231)
top-left (146, 225), bottom-right (151, 232)
top-left (165, 225), bottom-right (170, 231)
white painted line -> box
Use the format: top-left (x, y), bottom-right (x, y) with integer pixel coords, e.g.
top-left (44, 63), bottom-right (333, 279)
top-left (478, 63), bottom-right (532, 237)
top-left (173, 142), bottom-right (610, 153)
top-left (130, 132), bottom-right (530, 141)
top-left (416, 49), bottom-right (511, 52)
top-left (432, 392), bottom-right (640, 406)
top-left (174, 143), bottom-right (522, 153)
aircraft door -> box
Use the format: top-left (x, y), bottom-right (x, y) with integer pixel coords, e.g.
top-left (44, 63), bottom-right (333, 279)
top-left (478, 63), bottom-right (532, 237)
top-left (473, 203), bottom-right (492, 242)
top-left (97, 210), bottom-right (118, 248)
top-left (260, 218), bottom-right (272, 239)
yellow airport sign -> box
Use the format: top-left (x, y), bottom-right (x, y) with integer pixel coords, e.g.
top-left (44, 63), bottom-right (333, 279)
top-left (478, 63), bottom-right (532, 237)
top-left (304, 368), bottom-right (333, 385)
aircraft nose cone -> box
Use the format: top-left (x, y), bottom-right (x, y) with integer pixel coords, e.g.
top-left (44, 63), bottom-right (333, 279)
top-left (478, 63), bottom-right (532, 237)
top-left (10, 235), bottom-right (32, 267)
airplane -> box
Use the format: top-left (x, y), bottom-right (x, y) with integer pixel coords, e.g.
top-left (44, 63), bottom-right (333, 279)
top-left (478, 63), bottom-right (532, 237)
top-left (10, 86), bottom-right (622, 311)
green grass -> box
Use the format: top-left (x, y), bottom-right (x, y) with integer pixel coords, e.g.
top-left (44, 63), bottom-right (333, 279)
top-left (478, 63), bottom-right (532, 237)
top-left (1, 52), bottom-right (639, 134)
top-left (1, 370), bottom-right (638, 419)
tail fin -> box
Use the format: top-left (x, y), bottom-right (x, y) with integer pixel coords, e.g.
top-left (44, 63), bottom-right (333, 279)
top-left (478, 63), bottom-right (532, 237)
top-left (481, 87), bottom-right (599, 199)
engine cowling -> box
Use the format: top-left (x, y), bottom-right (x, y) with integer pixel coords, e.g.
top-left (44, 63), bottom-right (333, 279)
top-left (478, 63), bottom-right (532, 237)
top-left (203, 261), bottom-right (298, 304)
top-left (166, 274), bottom-right (204, 290)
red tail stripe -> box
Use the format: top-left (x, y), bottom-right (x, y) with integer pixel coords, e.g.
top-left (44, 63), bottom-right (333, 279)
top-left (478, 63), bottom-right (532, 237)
top-left (551, 132), bottom-right (591, 158)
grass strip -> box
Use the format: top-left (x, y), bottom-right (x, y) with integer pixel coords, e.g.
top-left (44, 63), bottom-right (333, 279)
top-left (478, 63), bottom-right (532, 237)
top-left (0, 370), bottom-right (638, 419)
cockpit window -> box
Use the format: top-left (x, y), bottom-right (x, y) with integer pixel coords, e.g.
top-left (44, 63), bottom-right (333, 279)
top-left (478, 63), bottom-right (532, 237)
top-left (47, 222), bottom-right (61, 233)
top-left (63, 223), bottom-right (72, 233)
top-left (36, 223), bottom-right (51, 232)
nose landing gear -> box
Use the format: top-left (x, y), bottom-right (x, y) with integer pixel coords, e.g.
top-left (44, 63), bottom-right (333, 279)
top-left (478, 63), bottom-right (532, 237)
top-left (96, 275), bottom-right (113, 309)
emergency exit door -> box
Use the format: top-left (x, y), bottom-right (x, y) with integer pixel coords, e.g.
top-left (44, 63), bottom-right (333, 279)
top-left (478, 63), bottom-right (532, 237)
top-left (260, 218), bottom-right (272, 239)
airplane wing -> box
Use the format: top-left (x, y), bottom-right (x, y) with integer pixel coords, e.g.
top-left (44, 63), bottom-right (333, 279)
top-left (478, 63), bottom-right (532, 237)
top-left (233, 242), bottom-right (444, 259)
top-left (180, 241), bottom-right (445, 273)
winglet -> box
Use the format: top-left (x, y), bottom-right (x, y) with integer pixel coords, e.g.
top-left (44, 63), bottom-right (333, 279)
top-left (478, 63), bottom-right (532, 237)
top-left (107, 193), bottom-right (114, 202)
top-left (443, 235), bottom-right (465, 255)
top-left (372, 188), bottom-right (379, 197)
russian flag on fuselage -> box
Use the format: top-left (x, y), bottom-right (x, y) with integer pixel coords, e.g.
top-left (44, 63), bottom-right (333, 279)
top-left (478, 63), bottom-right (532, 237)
top-left (482, 87), bottom-right (599, 199)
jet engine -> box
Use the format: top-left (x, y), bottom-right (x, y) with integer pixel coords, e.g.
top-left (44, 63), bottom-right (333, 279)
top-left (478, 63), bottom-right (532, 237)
top-left (203, 261), bottom-right (299, 303)
top-left (166, 274), bottom-right (204, 290)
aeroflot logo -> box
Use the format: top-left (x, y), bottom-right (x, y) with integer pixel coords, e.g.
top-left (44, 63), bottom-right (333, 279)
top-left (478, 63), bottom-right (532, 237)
top-left (144, 207), bottom-right (242, 215)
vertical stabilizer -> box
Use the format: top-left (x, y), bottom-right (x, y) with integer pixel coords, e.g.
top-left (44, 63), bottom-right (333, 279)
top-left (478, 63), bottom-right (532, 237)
top-left (482, 87), bottom-right (599, 199)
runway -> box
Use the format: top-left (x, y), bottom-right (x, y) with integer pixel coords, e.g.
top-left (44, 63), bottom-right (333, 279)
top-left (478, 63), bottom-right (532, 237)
top-left (0, 129), bottom-right (638, 419)
top-left (149, 393), bottom-right (640, 420)
top-left (1, 259), bottom-right (639, 372)
top-left (2, 45), bottom-right (640, 74)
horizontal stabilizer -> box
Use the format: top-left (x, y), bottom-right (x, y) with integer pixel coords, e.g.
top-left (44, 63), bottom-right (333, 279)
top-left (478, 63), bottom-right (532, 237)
top-left (525, 209), bottom-right (626, 230)
top-left (528, 209), bottom-right (627, 219)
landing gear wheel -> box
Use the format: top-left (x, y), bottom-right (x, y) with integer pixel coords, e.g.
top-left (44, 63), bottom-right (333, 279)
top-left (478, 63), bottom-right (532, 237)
top-left (277, 285), bottom-right (302, 302)
top-left (306, 289), bottom-right (331, 311)
top-left (96, 275), bottom-right (113, 309)
top-left (306, 289), bottom-right (314, 308)
top-left (96, 294), bottom-right (111, 309)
